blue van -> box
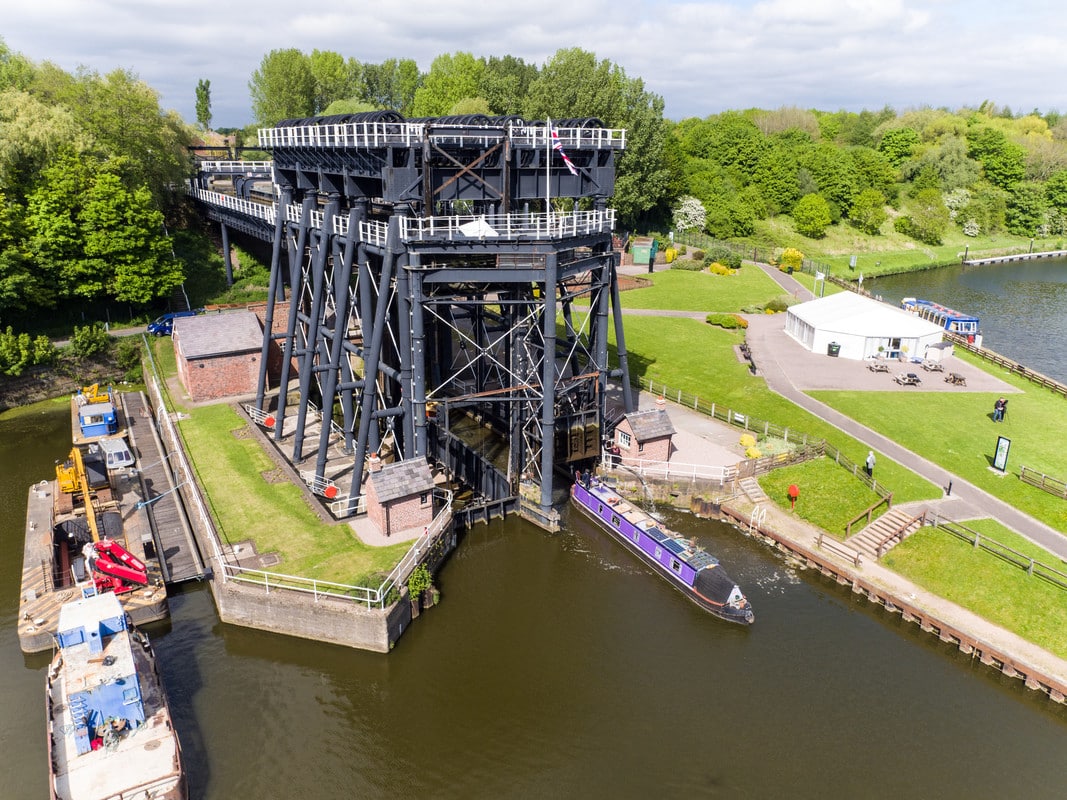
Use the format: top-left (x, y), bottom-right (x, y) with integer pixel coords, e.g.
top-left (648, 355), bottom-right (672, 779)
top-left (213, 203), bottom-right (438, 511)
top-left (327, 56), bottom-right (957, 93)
top-left (147, 309), bottom-right (203, 336)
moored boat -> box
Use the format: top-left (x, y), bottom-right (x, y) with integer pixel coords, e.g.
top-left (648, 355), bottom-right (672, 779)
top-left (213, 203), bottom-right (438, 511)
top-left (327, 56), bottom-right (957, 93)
top-left (900, 297), bottom-right (980, 341)
top-left (571, 477), bottom-right (754, 625)
top-left (46, 590), bottom-right (186, 800)
top-left (71, 385), bottom-right (126, 446)
top-left (19, 445), bottom-right (168, 654)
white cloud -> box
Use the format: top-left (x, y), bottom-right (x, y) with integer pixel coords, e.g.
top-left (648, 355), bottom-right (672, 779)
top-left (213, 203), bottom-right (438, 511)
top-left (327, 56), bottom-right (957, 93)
top-left (3, 0), bottom-right (1067, 126)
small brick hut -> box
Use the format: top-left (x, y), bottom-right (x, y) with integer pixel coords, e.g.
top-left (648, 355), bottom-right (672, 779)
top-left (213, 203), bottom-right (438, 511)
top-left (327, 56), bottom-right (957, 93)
top-left (364, 459), bottom-right (435, 537)
top-left (173, 311), bottom-right (263, 402)
top-left (614, 408), bottom-right (675, 465)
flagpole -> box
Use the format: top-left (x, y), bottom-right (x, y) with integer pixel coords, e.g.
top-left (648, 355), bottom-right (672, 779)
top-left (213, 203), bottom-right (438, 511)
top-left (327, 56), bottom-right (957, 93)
top-left (545, 117), bottom-right (551, 217)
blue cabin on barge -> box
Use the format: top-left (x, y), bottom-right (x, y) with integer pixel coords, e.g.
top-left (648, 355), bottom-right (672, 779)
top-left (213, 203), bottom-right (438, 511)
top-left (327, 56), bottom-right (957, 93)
top-left (571, 478), bottom-right (753, 625)
top-left (901, 297), bottom-right (980, 340)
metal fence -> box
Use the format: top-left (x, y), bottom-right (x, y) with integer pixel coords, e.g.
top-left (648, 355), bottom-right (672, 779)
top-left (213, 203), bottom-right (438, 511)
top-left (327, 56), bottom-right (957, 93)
top-left (142, 339), bottom-right (446, 609)
top-left (632, 376), bottom-right (892, 499)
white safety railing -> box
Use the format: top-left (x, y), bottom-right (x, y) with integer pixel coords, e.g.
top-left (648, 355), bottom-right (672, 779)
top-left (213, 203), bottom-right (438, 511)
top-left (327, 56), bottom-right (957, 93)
top-left (400, 209), bottom-right (615, 242)
top-left (221, 489), bottom-right (453, 608)
top-left (258, 121), bottom-right (626, 151)
top-left (197, 160), bottom-right (273, 174)
top-left (603, 449), bottom-right (735, 484)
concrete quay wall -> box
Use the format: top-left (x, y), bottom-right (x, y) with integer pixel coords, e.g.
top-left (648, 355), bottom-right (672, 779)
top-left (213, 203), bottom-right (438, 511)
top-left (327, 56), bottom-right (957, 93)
top-left (207, 577), bottom-right (411, 653)
top-left (718, 504), bottom-right (1067, 707)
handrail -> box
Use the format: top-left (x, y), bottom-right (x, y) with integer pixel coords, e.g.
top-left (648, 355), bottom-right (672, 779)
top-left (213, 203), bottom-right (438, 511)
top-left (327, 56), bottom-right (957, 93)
top-left (845, 493), bottom-right (894, 537)
top-left (874, 510), bottom-right (924, 558)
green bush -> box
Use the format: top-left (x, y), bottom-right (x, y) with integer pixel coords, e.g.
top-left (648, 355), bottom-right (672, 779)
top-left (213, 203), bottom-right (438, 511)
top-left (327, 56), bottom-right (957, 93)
top-left (670, 260), bottom-right (705, 271)
top-left (692, 249), bottom-right (705, 261)
top-left (115, 337), bottom-right (145, 382)
top-left (705, 313), bottom-right (748, 329)
top-left (703, 245), bottom-right (742, 270)
top-left (706, 262), bottom-right (738, 276)
top-left (67, 324), bottom-right (112, 360)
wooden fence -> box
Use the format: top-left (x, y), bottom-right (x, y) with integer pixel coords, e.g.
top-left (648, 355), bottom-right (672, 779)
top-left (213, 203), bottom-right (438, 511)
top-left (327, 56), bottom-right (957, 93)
top-left (944, 332), bottom-right (1067, 398)
top-left (1020, 466), bottom-right (1067, 499)
top-left (933, 516), bottom-right (1067, 592)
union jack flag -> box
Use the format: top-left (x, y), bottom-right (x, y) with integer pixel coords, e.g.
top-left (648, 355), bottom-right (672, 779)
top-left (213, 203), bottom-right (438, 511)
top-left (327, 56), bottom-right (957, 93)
top-left (551, 127), bottom-right (579, 176)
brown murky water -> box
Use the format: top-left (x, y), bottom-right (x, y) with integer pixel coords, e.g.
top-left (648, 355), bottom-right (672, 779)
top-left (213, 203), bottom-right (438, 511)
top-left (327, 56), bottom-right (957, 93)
top-left (3, 404), bottom-right (1067, 798)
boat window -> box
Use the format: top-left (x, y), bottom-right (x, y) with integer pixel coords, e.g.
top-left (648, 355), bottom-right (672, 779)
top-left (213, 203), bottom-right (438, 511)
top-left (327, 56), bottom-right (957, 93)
top-left (670, 559), bottom-right (681, 573)
top-left (611, 515), bottom-right (620, 527)
top-left (597, 504), bottom-right (603, 514)
top-left (654, 546), bottom-right (662, 559)
top-left (633, 531), bottom-right (640, 543)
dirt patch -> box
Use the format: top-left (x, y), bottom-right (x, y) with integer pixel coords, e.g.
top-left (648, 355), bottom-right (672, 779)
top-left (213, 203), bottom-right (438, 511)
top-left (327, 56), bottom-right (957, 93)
top-left (231, 426), bottom-right (251, 439)
top-left (260, 468), bottom-right (287, 484)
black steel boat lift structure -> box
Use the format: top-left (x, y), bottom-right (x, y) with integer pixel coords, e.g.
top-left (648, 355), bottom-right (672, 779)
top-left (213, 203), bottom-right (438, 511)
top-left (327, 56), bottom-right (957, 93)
top-left (190, 112), bottom-right (633, 522)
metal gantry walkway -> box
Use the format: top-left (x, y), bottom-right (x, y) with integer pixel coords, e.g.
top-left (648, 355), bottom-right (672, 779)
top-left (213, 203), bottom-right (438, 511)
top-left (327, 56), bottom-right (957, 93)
top-left (190, 113), bottom-right (634, 520)
top-left (121, 392), bottom-right (207, 583)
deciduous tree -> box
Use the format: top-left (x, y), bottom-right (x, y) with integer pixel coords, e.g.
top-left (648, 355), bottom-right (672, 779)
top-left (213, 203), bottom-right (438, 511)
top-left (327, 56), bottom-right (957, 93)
top-left (195, 78), bottom-right (212, 129)
top-left (249, 49), bottom-right (315, 126)
top-left (793, 194), bottom-right (832, 238)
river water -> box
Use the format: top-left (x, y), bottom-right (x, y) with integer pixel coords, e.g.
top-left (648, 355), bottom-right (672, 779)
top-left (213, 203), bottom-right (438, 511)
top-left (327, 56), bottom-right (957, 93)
top-left (867, 256), bottom-right (1067, 383)
top-left (4, 404), bottom-right (1067, 798)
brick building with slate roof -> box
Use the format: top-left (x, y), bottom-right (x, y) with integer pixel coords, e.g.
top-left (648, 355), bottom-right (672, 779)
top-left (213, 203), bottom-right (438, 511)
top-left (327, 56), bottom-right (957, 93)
top-left (613, 407), bottom-right (675, 465)
top-left (173, 310), bottom-right (263, 401)
top-left (365, 459), bottom-right (435, 536)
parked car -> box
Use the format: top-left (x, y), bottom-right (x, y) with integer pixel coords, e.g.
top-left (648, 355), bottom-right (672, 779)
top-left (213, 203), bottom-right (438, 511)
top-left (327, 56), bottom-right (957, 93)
top-left (147, 308), bottom-right (203, 336)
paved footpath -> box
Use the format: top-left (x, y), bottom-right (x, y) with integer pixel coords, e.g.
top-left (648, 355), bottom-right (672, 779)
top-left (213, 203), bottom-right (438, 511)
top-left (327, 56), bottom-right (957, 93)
top-left (621, 257), bottom-right (1067, 561)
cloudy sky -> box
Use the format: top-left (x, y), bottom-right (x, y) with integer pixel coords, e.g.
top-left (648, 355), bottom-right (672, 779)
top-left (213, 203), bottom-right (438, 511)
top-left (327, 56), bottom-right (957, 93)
top-left (4, 0), bottom-right (1065, 127)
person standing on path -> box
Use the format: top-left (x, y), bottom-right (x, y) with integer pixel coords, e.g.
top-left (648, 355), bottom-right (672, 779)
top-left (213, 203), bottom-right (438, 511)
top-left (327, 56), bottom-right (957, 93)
top-left (865, 450), bottom-right (876, 477)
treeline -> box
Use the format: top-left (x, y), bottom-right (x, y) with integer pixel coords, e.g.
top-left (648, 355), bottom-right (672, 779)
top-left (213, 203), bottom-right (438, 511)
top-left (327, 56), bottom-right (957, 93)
top-left (667, 104), bottom-right (1067, 245)
top-left (0, 37), bottom-right (192, 332)
top-left (242, 47), bottom-right (674, 229)
top-left (242, 48), bottom-right (1067, 249)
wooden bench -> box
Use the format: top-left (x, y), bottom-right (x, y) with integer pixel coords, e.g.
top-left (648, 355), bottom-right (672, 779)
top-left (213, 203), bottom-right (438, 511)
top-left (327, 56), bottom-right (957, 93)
top-left (945, 372), bottom-right (967, 386)
top-left (921, 360), bottom-right (944, 372)
top-left (867, 362), bottom-right (890, 373)
top-left (895, 372), bottom-right (921, 386)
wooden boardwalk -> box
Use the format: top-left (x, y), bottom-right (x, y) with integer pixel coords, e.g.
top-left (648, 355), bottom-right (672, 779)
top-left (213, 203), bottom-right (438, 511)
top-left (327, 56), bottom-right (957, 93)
top-left (122, 392), bottom-right (206, 583)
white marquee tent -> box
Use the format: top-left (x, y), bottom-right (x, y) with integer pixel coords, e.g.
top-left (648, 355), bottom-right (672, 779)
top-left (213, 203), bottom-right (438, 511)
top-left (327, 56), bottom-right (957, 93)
top-left (785, 292), bottom-right (946, 361)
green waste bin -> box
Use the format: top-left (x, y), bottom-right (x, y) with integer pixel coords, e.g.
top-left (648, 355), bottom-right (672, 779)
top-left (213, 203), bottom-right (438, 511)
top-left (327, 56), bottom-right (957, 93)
top-left (827, 342), bottom-right (841, 357)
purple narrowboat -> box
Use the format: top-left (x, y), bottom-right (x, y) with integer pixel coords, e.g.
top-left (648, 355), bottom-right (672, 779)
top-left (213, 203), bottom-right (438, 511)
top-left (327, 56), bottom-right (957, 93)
top-left (571, 478), bottom-right (754, 625)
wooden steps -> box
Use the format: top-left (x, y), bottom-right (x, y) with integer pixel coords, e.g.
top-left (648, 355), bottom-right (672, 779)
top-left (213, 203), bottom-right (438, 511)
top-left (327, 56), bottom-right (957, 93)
top-left (847, 508), bottom-right (925, 560)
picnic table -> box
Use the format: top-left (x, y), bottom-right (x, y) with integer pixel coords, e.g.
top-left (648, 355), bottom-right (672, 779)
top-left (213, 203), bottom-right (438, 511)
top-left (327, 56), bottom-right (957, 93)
top-left (895, 372), bottom-right (921, 386)
top-left (945, 372), bottom-right (967, 386)
top-left (921, 360), bottom-right (944, 372)
top-left (867, 362), bottom-right (890, 373)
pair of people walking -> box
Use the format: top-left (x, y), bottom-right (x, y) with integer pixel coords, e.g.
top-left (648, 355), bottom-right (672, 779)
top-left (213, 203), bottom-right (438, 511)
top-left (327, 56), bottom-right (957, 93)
top-left (993, 397), bottom-right (1008, 422)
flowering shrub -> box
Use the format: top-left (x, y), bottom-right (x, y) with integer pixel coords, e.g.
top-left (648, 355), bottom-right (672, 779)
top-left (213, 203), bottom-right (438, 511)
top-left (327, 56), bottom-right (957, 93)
top-left (745, 446), bottom-right (762, 458)
top-left (739, 433), bottom-right (757, 448)
top-left (779, 247), bottom-right (804, 272)
top-left (707, 262), bottom-right (738, 276)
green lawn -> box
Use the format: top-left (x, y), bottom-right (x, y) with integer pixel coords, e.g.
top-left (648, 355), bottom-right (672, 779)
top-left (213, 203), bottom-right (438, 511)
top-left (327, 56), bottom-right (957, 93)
top-left (177, 403), bottom-right (409, 585)
top-left (883, 519), bottom-right (1067, 659)
top-left (618, 266), bottom-right (787, 312)
top-left (810, 371), bottom-right (1067, 533)
top-left (605, 314), bottom-right (940, 503)
top-left (758, 458), bottom-right (885, 537)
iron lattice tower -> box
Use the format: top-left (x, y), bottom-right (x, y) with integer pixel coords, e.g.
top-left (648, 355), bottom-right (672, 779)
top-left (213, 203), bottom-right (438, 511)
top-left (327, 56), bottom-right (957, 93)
top-left (193, 113), bottom-right (634, 519)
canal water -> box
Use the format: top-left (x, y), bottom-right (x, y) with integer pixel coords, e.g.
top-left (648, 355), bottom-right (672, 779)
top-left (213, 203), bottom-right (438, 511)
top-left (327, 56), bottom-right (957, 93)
top-left (4, 404), bottom-right (1067, 798)
top-left (867, 256), bottom-right (1067, 383)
